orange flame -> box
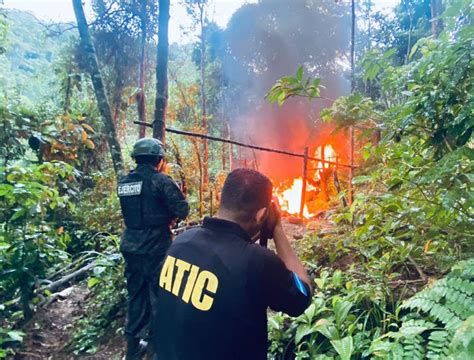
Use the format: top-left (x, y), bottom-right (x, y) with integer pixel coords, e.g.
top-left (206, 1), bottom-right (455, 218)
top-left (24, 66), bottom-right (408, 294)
top-left (277, 178), bottom-right (310, 218)
top-left (274, 144), bottom-right (337, 219)
top-left (314, 144), bottom-right (336, 169)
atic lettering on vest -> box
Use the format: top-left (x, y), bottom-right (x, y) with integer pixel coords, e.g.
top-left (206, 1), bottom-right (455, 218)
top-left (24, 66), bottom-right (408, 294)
top-left (159, 255), bottom-right (219, 311)
top-left (117, 181), bottom-right (143, 197)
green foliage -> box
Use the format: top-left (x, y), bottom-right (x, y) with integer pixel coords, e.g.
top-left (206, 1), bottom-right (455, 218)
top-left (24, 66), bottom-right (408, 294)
top-left (0, 328), bottom-right (24, 359)
top-left (369, 259), bottom-right (474, 359)
top-left (0, 161), bottom-right (77, 320)
top-left (69, 170), bottom-right (122, 252)
top-left (70, 246), bottom-right (126, 355)
top-left (266, 66), bottom-right (322, 106)
top-left (269, 3), bottom-right (473, 360)
top-left (316, 0), bottom-right (474, 277)
top-left (1, 9), bottom-right (70, 102)
top-left (447, 315), bottom-right (474, 359)
top-left (320, 94), bottom-right (381, 132)
top-left (268, 268), bottom-right (391, 359)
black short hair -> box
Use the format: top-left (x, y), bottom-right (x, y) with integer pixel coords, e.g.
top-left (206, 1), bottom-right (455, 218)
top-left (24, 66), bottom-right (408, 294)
top-left (134, 155), bottom-right (162, 166)
top-left (220, 168), bottom-right (273, 222)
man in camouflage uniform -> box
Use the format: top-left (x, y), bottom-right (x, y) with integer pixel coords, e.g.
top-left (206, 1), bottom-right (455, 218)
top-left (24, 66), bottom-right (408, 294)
top-left (117, 138), bottom-right (189, 359)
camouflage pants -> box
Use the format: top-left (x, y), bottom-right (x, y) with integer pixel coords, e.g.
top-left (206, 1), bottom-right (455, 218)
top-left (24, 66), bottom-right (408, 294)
top-left (123, 241), bottom-right (171, 340)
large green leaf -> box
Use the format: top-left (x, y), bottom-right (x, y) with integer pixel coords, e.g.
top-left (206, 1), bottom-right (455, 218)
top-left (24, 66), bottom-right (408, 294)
top-left (330, 336), bottom-right (354, 360)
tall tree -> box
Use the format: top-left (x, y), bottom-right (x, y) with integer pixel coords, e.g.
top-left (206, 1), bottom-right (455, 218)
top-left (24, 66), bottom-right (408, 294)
top-left (153, 0), bottom-right (170, 141)
top-left (72, 0), bottom-right (124, 176)
top-left (430, 0), bottom-right (443, 37)
top-left (137, 0), bottom-right (148, 138)
top-left (185, 0), bottom-right (209, 185)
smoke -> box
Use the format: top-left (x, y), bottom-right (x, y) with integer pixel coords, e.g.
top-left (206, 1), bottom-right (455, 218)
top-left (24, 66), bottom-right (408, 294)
top-left (222, 0), bottom-right (351, 180)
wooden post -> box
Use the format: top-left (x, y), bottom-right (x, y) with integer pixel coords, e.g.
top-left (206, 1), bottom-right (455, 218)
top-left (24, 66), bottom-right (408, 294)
top-left (210, 189), bottom-right (213, 217)
top-left (333, 157), bottom-right (348, 207)
top-left (299, 147), bottom-right (309, 219)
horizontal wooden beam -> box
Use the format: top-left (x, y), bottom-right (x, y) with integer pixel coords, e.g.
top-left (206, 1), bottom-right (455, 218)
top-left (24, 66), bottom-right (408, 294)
top-left (133, 121), bottom-right (357, 169)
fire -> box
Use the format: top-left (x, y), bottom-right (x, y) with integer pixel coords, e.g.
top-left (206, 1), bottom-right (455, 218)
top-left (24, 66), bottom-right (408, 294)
top-left (277, 178), bottom-right (310, 218)
top-left (314, 144), bottom-right (336, 169)
top-left (274, 144), bottom-right (338, 219)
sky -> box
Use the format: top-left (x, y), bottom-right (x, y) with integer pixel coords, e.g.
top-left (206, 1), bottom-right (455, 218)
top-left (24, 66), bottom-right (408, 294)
top-left (3, 0), bottom-right (398, 44)
top-left (3, 0), bottom-right (258, 43)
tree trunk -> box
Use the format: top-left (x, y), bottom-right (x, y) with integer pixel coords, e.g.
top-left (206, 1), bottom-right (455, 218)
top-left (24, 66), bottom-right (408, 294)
top-left (406, 9), bottom-right (413, 64)
top-left (221, 123), bottom-right (226, 171)
top-left (63, 68), bottom-right (72, 114)
top-left (199, 4), bottom-right (209, 186)
top-left (350, 0), bottom-right (355, 92)
top-left (72, 0), bottom-right (123, 177)
top-left (170, 138), bottom-right (187, 195)
top-left (349, 0), bottom-right (356, 204)
top-left (138, 0), bottom-right (147, 138)
top-left (153, 0), bottom-right (170, 142)
top-left (430, 0), bottom-right (443, 38)
top-left (227, 122), bottom-right (233, 170)
top-left (192, 138), bottom-right (203, 218)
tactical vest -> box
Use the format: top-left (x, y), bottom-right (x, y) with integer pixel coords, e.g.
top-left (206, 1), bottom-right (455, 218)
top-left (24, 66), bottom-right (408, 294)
top-left (117, 170), bottom-right (169, 229)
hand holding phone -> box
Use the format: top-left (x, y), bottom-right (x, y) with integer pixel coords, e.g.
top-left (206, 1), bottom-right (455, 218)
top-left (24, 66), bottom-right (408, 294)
top-left (259, 198), bottom-right (282, 247)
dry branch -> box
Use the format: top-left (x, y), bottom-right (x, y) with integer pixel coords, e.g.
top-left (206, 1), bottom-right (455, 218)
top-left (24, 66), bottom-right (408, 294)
top-left (39, 262), bottom-right (96, 293)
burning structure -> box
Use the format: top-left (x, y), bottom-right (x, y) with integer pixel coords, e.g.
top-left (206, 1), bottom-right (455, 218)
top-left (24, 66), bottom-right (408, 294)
top-left (220, 0), bottom-right (352, 219)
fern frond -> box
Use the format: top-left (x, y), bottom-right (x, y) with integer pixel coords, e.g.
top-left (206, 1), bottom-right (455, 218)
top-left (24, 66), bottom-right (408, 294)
top-left (401, 334), bottom-right (424, 360)
top-left (426, 330), bottom-right (450, 359)
top-left (449, 259), bottom-right (474, 279)
top-left (402, 297), bottom-right (463, 329)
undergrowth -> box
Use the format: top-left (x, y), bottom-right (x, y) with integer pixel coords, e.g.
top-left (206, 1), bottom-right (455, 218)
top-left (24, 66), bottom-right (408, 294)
top-left (70, 244), bottom-right (127, 355)
top-left (268, 258), bottom-right (474, 360)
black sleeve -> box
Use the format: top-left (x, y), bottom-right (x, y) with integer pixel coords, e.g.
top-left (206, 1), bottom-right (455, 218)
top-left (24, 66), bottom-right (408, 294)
top-left (261, 250), bottom-right (311, 317)
top-left (154, 174), bottom-right (190, 220)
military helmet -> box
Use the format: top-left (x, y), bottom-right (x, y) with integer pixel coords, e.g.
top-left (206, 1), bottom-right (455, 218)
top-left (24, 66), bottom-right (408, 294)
top-left (131, 138), bottom-right (166, 158)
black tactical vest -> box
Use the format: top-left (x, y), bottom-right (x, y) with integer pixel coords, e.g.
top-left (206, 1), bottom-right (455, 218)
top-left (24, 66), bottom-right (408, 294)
top-left (118, 169), bottom-right (170, 229)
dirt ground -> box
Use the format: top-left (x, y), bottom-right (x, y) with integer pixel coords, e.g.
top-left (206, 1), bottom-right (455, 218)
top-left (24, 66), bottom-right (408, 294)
top-left (13, 217), bottom-right (325, 360)
top-left (13, 282), bottom-right (126, 360)
top-left (14, 285), bottom-right (90, 360)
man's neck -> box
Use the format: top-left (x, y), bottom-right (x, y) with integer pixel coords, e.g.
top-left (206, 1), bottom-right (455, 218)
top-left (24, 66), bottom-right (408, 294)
top-left (215, 210), bottom-right (247, 231)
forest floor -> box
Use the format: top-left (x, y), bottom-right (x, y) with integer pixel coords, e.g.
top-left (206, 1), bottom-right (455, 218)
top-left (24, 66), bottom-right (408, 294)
top-left (14, 217), bottom-right (331, 360)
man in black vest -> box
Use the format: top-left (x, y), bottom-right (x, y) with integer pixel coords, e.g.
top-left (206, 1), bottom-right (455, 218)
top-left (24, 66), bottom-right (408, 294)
top-left (118, 138), bottom-right (189, 360)
top-left (152, 168), bottom-right (312, 360)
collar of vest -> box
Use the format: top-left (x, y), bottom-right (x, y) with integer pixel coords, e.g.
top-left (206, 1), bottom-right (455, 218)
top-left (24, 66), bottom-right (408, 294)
top-left (202, 217), bottom-right (251, 242)
top-left (134, 163), bottom-right (158, 173)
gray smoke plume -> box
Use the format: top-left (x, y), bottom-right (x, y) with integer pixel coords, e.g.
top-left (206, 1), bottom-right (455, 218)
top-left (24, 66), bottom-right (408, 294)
top-left (222, 0), bottom-right (351, 180)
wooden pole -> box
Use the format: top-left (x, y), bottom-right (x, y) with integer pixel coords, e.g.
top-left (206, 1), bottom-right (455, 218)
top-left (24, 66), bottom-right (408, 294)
top-left (333, 157), bottom-right (348, 207)
top-left (210, 189), bottom-right (213, 217)
top-left (299, 147), bottom-right (309, 219)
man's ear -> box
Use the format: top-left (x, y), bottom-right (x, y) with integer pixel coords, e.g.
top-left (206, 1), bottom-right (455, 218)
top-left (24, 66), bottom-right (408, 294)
top-left (255, 207), bottom-right (267, 224)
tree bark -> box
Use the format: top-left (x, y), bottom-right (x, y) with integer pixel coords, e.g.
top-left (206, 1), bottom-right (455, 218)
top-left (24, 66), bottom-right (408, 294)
top-left (153, 0), bottom-right (170, 141)
top-left (430, 0), bottom-right (443, 38)
top-left (170, 137), bottom-right (187, 195)
top-left (350, 0), bottom-right (355, 92)
top-left (63, 67), bottom-right (72, 114)
top-left (199, 3), bottom-right (209, 186)
top-left (138, 0), bottom-right (147, 138)
top-left (191, 138), bottom-right (203, 218)
top-left (72, 0), bottom-right (124, 177)
top-left (349, 0), bottom-right (356, 204)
